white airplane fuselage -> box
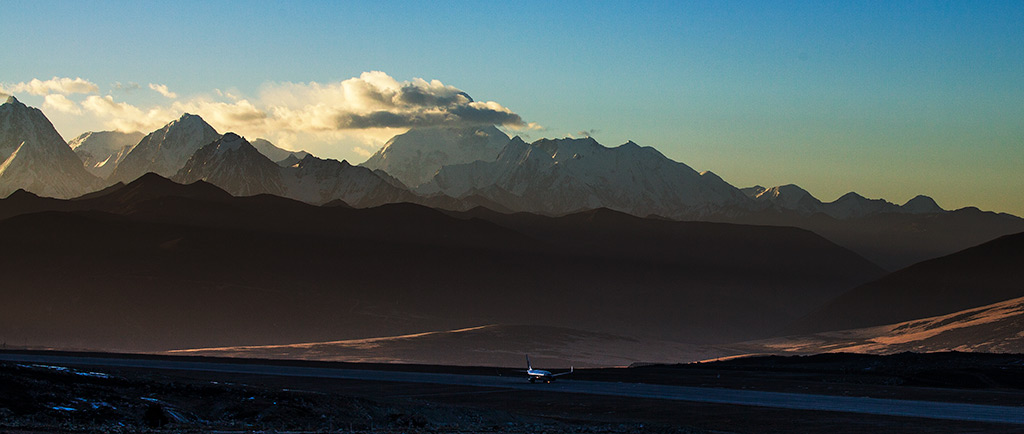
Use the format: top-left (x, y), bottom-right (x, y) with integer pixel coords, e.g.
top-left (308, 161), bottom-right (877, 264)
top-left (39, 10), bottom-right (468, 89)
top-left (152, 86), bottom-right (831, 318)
top-left (528, 368), bottom-right (554, 383)
top-left (525, 355), bottom-right (572, 383)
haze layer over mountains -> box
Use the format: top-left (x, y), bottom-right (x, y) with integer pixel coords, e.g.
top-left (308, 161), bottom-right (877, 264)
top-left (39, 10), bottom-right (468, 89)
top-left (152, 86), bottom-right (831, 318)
top-left (1, 95), bottom-right (1022, 365)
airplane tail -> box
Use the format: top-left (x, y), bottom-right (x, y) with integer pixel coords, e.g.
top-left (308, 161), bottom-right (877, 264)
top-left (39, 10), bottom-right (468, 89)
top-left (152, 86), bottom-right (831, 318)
top-left (526, 354), bottom-right (532, 371)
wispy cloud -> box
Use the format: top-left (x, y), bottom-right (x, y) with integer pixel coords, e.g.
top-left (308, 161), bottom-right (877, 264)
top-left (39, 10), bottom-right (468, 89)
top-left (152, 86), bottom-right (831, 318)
top-left (352, 145), bottom-right (374, 157)
top-left (0, 77), bottom-right (99, 95)
top-left (112, 82), bottom-right (141, 92)
top-left (148, 83), bottom-right (177, 99)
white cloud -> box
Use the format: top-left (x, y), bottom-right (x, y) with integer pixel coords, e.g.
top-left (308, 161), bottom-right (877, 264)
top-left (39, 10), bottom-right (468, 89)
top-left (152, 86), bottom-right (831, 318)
top-left (0, 77), bottom-right (98, 95)
top-left (26, 71), bottom-right (534, 162)
top-left (81, 95), bottom-right (177, 132)
top-left (352, 145), bottom-right (374, 157)
top-left (257, 71), bottom-right (531, 131)
top-left (149, 83), bottom-right (178, 99)
top-left (43, 94), bottom-right (82, 114)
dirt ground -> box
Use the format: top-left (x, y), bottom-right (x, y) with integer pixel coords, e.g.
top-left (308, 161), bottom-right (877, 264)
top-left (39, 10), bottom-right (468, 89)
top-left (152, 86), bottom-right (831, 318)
top-left (1, 351), bottom-right (1022, 433)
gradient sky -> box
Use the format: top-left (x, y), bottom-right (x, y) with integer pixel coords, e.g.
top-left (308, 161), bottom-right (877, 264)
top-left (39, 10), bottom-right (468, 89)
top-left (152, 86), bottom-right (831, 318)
top-left (2, 1), bottom-right (1022, 215)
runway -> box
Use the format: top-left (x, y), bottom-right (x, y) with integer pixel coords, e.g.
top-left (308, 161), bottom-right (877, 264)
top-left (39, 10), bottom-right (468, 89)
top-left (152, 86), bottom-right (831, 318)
top-left (2, 352), bottom-right (1021, 425)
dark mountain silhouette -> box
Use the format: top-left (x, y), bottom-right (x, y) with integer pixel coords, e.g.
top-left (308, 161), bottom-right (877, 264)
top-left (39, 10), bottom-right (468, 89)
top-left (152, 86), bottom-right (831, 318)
top-left (0, 174), bottom-right (883, 352)
top-left (790, 231), bottom-right (1024, 334)
top-left (716, 206), bottom-right (1024, 271)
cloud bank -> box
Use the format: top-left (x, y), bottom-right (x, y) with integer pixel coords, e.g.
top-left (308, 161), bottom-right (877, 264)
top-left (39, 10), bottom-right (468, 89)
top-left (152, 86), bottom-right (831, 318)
top-left (259, 72), bottom-right (537, 131)
top-left (3, 72), bottom-right (537, 159)
top-left (0, 77), bottom-right (99, 95)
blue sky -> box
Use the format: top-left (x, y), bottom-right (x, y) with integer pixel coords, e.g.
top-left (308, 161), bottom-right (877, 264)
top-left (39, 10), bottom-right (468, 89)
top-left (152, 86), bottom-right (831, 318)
top-left (2, 1), bottom-right (1022, 215)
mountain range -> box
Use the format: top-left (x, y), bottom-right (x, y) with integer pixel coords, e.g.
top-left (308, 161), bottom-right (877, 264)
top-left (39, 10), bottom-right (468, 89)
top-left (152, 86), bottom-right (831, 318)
top-left (173, 132), bottom-right (417, 207)
top-left (68, 130), bottom-right (144, 179)
top-left (0, 172), bottom-right (884, 351)
top-left (2, 95), bottom-right (1024, 362)
top-left (3, 95), bottom-right (1023, 270)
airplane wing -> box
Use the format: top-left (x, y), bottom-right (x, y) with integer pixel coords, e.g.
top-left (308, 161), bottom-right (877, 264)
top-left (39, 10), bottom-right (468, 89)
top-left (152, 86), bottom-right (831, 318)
top-left (551, 366), bottom-right (574, 377)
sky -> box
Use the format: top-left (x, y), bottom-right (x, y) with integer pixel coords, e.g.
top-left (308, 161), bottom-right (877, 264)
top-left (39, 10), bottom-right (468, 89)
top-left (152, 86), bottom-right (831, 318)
top-left (2, 0), bottom-right (1022, 215)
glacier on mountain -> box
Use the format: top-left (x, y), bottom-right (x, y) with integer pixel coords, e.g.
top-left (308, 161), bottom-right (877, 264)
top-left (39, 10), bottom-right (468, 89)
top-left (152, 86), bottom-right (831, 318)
top-left (361, 125), bottom-right (510, 188)
top-left (419, 135), bottom-right (752, 219)
top-left (69, 130), bottom-right (144, 179)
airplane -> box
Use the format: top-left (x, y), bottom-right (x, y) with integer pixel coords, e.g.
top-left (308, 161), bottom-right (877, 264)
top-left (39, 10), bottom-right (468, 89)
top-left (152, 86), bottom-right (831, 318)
top-left (523, 355), bottom-right (573, 383)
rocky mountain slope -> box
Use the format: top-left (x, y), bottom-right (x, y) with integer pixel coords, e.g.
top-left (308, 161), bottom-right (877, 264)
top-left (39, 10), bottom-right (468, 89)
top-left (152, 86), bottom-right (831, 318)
top-left (109, 113), bottom-right (220, 183)
top-left (174, 133), bottom-right (417, 206)
top-left (173, 133), bottom-right (287, 197)
top-left (69, 130), bottom-right (144, 179)
top-left (251, 137), bottom-right (308, 163)
top-left (0, 96), bottom-right (103, 198)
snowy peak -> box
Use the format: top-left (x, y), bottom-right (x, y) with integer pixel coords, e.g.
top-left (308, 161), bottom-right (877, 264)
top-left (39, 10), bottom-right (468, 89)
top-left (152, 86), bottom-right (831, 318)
top-left (901, 195), bottom-right (945, 214)
top-left (822, 192), bottom-right (899, 219)
top-left (171, 135), bottom-right (414, 207)
top-left (751, 184), bottom-right (824, 214)
top-left (213, 132), bottom-right (245, 153)
top-left (284, 154), bottom-right (414, 207)
top-left (742, 183), bottom-right (949, 219)
top-left (110, 113), bottom-right (220, 183)
top-left (69, 130), bottom-right (144, 179)
top-left (740, 185), bottom-right (766, 198)
top-left (0, 97), bottom-right (102, 198)
top-left (361, 125), bottom-right (511, 188)
top-left (173, 133), bottom-right (286, 197)
top-left (250, 138), bottom-right (309, 163)
top-left (421, 134), bottom-right (752, 218)
top-left (1, 94), bottom-right (68, 161)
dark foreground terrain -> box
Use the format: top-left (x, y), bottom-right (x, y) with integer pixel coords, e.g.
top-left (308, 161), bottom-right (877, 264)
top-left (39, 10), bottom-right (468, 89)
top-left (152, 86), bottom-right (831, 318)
top-left (1, 351), bottom-right (1023, 433)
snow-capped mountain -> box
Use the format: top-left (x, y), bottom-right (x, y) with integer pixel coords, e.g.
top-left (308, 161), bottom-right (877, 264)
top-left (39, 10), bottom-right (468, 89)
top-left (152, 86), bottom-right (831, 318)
top-left (173, 133), bottom-right (286, 197)
top-left (745, 184), bottom-right (825, 214)
top-left (0, 96), bottom-right (102, 198)
top-left (420, 136), bottom-right (752, 218)
top-left (820, 192), bottom-right (901, 219)
top-left (110, 113), bottom-right (220, 183)
top-left (250, 138), bottom-right (309, 164)
top-left (284, 154), bottom-right (416, 207)
top-left (361, 125), bottom-right (511, 188)
top-left (743, 184), bottom-right (945, 218)
top-left (173, 132), bottom-right (413, 206)
top-left (69, 130), bottom-right (144, 179)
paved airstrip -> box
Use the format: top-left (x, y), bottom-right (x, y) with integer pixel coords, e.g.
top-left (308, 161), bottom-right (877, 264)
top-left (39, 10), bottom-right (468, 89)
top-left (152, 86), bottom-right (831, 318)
top-left (1, 352), bottom-right (1021, 425)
